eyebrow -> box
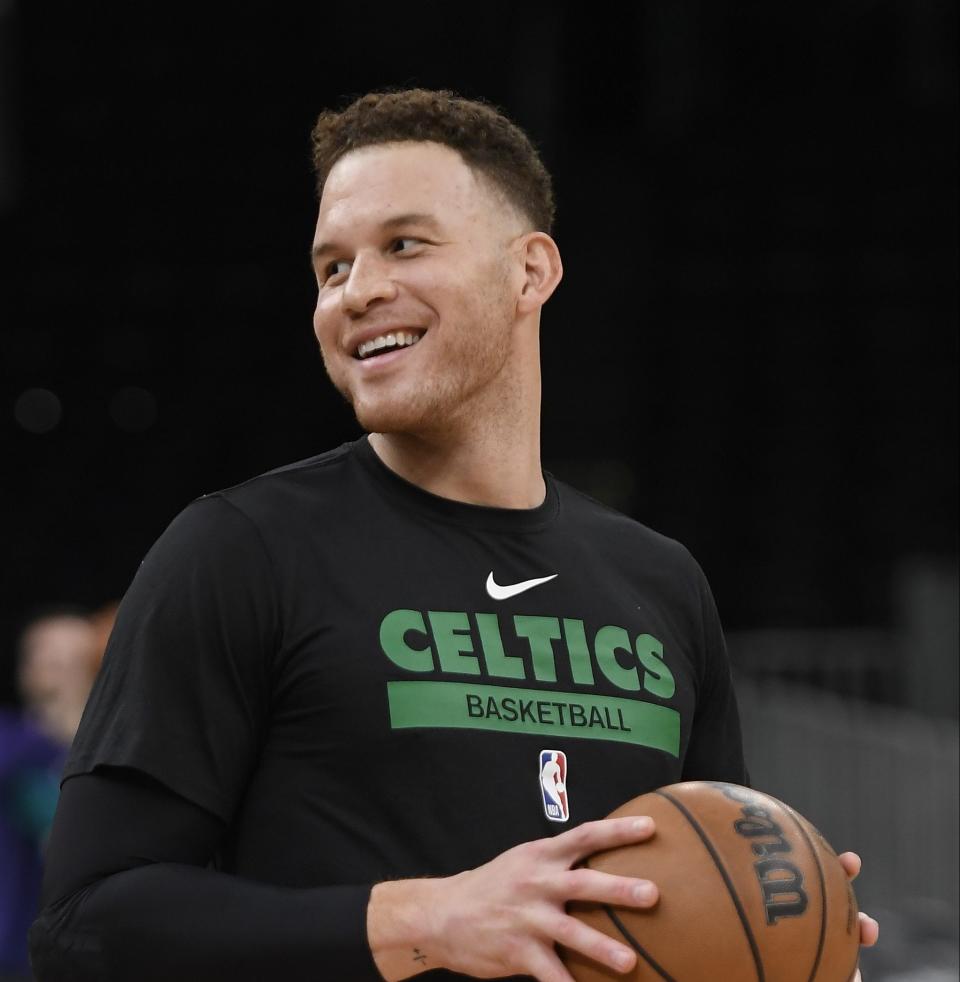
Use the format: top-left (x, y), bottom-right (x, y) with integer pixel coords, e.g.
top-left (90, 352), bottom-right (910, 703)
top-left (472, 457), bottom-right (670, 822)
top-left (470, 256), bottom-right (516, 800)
top-left (310, 212), bottom-right (444, 265)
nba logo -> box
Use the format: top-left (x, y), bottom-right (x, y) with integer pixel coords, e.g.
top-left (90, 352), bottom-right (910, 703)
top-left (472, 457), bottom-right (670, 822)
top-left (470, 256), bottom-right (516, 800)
top-left (539, 749), bottom-right (569, 822)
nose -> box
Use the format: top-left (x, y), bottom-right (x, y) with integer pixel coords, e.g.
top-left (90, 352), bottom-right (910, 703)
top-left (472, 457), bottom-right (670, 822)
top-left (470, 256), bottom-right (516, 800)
top-left (341, 251), bottom-right (398, 315)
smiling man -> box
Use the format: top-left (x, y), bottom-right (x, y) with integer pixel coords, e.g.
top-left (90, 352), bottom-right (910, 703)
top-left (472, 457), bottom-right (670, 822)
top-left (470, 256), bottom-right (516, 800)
top-left (311, 132), bottom-right (550, 509)
top-left (29, 90), bottom-right (877, 982)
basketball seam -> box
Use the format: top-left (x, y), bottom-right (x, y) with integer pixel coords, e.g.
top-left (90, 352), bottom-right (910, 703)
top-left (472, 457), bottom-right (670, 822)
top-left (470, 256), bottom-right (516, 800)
top-left (655, 789), bottom-right (766, 982)
top-left (600, 904), bottom-right (678, 982)
top-left (780, 803), bottom-right (828, 982)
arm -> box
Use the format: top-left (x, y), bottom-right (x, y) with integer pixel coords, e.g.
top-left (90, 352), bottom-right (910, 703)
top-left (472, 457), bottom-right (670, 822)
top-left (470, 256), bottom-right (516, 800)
top-left (681, 558), bottom-right (748, 784)
top-left (32, 769), bottom-right (662, 982)
top-left (30, 769), bottom-right (380, 982)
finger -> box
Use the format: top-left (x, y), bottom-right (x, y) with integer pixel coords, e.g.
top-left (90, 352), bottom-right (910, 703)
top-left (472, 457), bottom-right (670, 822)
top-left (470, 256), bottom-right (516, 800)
top-left (858, 911), bottom-right (879, 947)
top-left (559, 867), bottom-right (659, 908)
top-left (837, 851), bottom-right (862, 880)
top-left (546, 816), bottom-right (655, 863)
top-left (547, 912), bottom-right (637, 976)
top-left (523, 941), bottom-right (578, 982)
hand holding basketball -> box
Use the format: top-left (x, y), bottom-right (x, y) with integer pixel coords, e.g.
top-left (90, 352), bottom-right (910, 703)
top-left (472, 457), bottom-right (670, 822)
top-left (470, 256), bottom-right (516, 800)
top-left (562, 782), bottom-right (878, 982)
top-left (368, 815), bottom-right (659, 981)
top-left (368, 785), bottom-right (879, 982)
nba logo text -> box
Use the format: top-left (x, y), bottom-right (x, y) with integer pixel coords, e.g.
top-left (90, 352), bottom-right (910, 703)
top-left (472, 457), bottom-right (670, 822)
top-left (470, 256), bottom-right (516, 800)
top-left (539, 749), bottom-right (569, 822)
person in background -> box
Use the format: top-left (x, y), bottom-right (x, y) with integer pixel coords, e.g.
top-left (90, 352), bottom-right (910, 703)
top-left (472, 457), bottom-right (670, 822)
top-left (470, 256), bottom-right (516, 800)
top-left (0, 608), bottom-right (107, 981)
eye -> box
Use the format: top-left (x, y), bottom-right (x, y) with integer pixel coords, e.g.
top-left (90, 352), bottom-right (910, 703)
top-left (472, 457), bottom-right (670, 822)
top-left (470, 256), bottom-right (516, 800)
top-left (390, 237), bottom-right (421, 253)
top-left (323, 259), bottom-right (351, 284)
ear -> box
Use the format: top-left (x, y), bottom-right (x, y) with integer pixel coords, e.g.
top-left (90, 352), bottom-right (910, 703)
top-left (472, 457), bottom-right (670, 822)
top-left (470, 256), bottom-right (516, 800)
top-left (516, 232), bottom-right (563, 315)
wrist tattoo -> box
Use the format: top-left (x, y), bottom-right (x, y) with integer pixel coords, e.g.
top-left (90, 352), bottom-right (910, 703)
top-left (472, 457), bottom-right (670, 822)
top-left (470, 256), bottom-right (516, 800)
top-left (412, 948), bottom-right (427, 964)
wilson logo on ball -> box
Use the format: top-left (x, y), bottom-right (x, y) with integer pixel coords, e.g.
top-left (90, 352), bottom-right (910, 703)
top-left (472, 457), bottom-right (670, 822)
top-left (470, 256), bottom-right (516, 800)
top-left (720, 783), bottom-right (810, 924)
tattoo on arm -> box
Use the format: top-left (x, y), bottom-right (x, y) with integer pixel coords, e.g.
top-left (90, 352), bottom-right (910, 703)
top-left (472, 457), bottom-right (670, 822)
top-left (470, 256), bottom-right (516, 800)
top-left (412, 948), bottom-right (427, 964)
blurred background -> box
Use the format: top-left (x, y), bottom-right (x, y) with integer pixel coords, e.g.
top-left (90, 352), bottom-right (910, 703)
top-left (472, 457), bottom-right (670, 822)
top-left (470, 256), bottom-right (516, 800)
top-left (1, 2), bottom-right (957, 979)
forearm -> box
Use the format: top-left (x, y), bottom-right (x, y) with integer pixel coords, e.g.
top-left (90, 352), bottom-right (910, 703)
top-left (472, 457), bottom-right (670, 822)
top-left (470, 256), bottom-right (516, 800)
top-left (30, 863), bottom-right (381, 982)
top-left (32, 772), bottom-right (386, 982)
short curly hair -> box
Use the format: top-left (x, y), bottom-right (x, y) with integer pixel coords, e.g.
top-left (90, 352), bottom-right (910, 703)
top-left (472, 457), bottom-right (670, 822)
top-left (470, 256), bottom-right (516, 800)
top-left (310, 89), bottom-right (555, 235)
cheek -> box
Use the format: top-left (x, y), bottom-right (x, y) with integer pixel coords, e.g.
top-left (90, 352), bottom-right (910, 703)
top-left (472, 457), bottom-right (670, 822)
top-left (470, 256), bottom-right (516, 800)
top-left (312, 297), bottom-right (337, 348)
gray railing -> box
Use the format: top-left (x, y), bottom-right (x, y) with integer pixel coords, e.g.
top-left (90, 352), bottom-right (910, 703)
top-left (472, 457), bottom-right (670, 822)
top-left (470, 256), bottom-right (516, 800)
top-left (735, 676), bottom-right (959, 919)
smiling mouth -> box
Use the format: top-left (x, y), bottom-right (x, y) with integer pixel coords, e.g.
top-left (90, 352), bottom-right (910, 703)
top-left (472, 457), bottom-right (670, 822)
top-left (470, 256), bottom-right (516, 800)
top-left (354, 329), bottom-right (425, 360)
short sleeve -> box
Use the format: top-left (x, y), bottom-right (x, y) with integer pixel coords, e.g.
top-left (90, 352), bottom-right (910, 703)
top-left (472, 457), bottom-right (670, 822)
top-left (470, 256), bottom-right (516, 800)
top-left (65, 494), bottom-right (280, 820)
top-left (680, 562), bottom-right (749, 785)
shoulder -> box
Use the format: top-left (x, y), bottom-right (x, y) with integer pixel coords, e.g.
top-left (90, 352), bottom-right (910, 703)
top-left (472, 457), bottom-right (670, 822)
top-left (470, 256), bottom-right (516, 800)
top-left (554, 476), bottom-right (702, 576)
top-left (213, 440), bottom-right (358, 511)
top-left (171, 440), bottom-right (361, 538)
top-left (552, 475), bottom-right (717, 617)
top-left (133, 442), bottom-right (359, 584)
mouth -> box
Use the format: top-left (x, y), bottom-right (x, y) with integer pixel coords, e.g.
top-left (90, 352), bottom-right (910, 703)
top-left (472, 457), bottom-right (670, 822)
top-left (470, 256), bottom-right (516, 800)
top-left (352, 329), bottom-right (426, 361)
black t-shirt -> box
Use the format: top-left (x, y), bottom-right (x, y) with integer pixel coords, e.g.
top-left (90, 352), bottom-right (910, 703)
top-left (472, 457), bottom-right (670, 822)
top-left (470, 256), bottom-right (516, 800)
top-left (61, 435), bottom-right (745, 969)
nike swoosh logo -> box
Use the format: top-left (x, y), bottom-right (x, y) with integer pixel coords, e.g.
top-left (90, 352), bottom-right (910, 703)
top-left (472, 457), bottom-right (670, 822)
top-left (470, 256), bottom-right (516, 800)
top-left (486, 571), bottom-right (558, 601)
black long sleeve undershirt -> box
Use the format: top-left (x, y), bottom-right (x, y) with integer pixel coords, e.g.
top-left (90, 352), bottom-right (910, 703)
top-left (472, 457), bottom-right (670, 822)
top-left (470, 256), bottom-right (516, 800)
top-left (29, 769), bottom-right (383, 982)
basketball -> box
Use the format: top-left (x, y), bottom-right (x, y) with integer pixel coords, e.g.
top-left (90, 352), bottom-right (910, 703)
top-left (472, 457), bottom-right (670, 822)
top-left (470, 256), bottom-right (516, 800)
top-left (562, 782), bottom-right (860, 982)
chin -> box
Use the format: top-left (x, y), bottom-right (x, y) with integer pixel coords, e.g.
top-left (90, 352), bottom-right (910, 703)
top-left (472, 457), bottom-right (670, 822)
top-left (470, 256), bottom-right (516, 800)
top-left (352, 394), bottom-right (437, 436)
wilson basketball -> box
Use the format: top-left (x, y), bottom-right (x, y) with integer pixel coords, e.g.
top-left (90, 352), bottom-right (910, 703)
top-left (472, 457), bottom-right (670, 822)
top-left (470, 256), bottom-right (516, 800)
top-left (563, 782), bottom-right (860, 982)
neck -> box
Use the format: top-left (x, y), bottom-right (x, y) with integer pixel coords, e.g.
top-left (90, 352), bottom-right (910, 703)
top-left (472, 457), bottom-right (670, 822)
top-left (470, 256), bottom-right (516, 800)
top-left (368, 350), bottom-right (544, 510)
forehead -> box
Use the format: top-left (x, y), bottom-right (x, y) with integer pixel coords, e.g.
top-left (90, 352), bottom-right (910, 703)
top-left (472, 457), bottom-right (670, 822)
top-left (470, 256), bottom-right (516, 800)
top-left (314, 142), bottom-right (507, 241)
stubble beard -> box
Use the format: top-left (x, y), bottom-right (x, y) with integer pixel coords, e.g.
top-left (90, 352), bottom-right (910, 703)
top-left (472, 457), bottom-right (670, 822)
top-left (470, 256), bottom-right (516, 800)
top-left (331, 297), bottom-right (515, 439)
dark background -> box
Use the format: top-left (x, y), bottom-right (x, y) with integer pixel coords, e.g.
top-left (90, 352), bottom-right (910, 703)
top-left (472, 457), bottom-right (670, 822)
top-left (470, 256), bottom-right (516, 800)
top-left (2, 1), bottom-right (957, 704)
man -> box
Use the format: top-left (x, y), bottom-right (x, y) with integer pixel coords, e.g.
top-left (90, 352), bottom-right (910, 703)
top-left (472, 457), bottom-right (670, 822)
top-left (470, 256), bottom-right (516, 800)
top-left (29, 89), bottom-right (877, 981)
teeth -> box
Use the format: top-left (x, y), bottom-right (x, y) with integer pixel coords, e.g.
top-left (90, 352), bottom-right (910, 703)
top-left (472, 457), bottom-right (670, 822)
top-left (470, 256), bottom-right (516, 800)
top-left (357, 331), bottom-right (423, 359)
